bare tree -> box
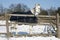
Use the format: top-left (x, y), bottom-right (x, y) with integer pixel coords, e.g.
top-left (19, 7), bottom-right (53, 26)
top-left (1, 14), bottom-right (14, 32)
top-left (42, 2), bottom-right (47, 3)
top-left (57, 7), bottom-right (60, 15)
top-left (8, 3), bottom-right (30, 13)
top-left (47, 7), bottom-right (56, 16)
top-left (0, 4), bottom-right (3, 14)
top-left (39, 8), bottom-right (48, 15)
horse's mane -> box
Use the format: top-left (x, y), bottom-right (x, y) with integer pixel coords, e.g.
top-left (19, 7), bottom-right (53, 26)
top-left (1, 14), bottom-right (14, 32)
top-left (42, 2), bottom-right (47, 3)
top-left (12, 10), bottom-right (33, 15)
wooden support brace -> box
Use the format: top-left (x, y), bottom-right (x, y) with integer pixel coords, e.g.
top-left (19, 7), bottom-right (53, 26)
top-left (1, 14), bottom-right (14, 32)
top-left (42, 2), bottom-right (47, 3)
top-left (56, 13), bottom-right (60, 38)
top-left (5, 14), bottom-right (10, 40)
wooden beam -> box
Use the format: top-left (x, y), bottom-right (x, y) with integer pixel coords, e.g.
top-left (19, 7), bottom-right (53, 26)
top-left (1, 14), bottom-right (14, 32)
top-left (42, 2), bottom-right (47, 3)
top-left (0, 25), bottom-right (6, 26)
top-left (0, 24), bottom-right (11, 26)
top-left (5, 14), bottom-right (10, 40)
top-left (9, 22), bottom-right (37, 25)
top-left (7, 14), bottom-right (59, 18)
top-left (7, 14), bottom-right (34, 17)
top-left (56, 13), bottom-right (60, 38)
top-left (12, 34), bottom-right (50, 37)
top-left (39, 17), bottom-right (56, 20)
top-left (9, 21), bottom-right (50, 25)
top-left (0, 33), bottom-right (7, 34)
top-left (37, 15), bottom-right (56, 18)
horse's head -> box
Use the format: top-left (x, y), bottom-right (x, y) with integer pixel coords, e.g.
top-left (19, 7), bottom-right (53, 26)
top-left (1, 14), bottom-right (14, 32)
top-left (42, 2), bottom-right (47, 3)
top-left (31, 3), bottom-right (41, 16)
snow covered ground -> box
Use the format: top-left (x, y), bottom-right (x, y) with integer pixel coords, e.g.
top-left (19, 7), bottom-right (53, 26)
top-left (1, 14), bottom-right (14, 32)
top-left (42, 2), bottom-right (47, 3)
top-left (0, 26), bottom-right (6, 33)
top-left (9, 24), bottom-right (56, 35)
top-left (0, 20), bottom-right (60, 40)
top-left (0, 20), bottom-right (6, 25)
top-left (0, 36), bottom-right (60, 40)
top-left (0, 20), bottom-right (56, 34)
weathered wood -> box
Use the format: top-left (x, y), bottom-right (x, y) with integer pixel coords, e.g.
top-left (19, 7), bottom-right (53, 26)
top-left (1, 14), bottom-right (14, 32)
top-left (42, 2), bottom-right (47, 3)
top-left (0, 33), bottom-right (7, 34)
top-left (9, 22), bottom-right (50, 25)
top-left (7, 14), bottom-right (60, 18)
top-left (7, 14), bottom-right (34, 17)
top-left (11, 33), bottom-right (51, 37)
top-left (0, 13), bottom-right (59, 38)
top-left (56, 13), bottom-right (60, 38)
top-left (5, 14), bottom-right (10, 40)
top-left (0, 25), bottom-right (6, 26)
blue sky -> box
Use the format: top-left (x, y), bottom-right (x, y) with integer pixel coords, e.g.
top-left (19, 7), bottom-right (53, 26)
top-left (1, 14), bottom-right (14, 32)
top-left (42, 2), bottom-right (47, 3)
top-left (0, 0), bottom-right (60, 9)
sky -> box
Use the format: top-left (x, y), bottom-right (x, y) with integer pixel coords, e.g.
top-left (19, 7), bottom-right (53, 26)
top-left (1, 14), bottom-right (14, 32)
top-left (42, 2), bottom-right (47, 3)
top-left (0, 0), bottom-right (60, 9)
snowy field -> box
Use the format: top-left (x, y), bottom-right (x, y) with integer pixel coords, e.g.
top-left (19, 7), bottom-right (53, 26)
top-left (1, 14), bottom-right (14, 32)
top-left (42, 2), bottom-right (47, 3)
top-left (0, 23), bottom-right (55, 34)
top-left (0, 20), bottom-right (56, 34)
top-left (0, 20), bottom-right (60, 40)
top-left (0, 36), bottom-right (60, 40)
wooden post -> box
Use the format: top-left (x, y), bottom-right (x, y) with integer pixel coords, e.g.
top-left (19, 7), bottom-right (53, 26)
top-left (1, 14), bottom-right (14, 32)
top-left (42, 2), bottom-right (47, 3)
top-left (56, 13), bottom-right (60, 38)
top-left (5, 14), bottom-right (9, 40)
